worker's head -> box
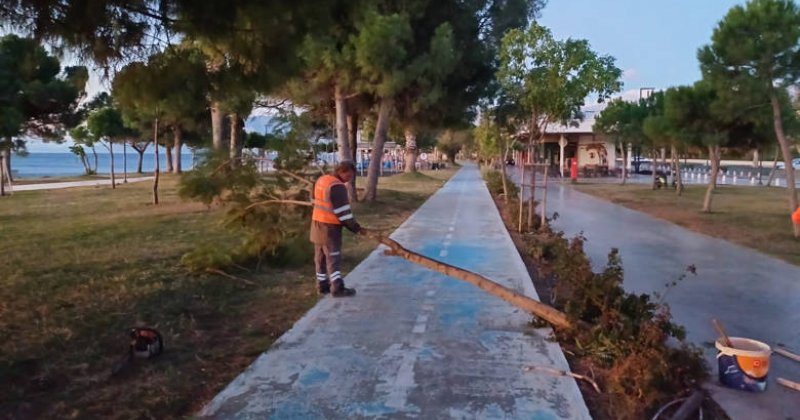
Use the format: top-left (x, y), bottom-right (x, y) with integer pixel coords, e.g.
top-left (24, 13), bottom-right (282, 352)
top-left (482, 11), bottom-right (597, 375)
top-left (334, 161), bottom-right (356, 182)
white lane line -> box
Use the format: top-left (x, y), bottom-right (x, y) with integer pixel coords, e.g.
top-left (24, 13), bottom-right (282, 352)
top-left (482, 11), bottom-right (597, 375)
top-left (439, 249), bottom-right (448, 257)
top-left (445, 233), bottom-right (453, 239)
top-left (443, 241), bottom-right (451, 247)
top-left (448, 226), bottom-right (455, 231)
top-left (426, 290), bottom-right (436, 297)
top-left (384, 345), bottom-right (420, 409)
top-left (422, 304), bottom-right (435, 312)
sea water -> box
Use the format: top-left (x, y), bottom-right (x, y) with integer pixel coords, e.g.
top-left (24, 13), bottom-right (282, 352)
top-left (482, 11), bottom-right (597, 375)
top-left (8, 151), bottom-right (197, 178)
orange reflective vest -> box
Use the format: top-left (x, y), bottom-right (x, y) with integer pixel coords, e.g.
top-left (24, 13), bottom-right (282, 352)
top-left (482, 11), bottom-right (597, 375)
top-left (793, 207), bottom-right (800, 225)
top-left (312, 175), bottom-right (343, 225)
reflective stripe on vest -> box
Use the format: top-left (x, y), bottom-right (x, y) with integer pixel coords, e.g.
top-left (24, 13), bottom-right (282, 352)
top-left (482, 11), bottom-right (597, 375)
top-left (312, 175), bottom-right (343, 225)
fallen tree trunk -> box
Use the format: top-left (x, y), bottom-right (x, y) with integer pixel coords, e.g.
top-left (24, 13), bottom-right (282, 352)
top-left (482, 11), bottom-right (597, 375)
top-left (365, 232), bottom-right (572, 330)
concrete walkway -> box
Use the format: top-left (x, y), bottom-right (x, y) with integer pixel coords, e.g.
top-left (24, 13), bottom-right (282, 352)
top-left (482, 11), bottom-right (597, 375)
top-left (538, 177), bottom-right (800, 419)
top-left (200, 164), bottom-right (589, 419)
top-left (11, 176), bottom-right (152, 192)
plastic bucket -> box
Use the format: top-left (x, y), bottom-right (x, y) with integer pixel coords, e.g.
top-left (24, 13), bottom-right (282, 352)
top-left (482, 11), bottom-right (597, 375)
top-left (716, 337), bottom-right (771, 392)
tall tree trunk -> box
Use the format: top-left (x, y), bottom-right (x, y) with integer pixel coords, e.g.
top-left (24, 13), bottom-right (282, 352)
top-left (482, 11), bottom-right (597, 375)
top-left (165, 142), bottom-right (174, 173)
top-left (334, 84), bottom-right (351, 163)
top-left (135, 148), bottom-right (145, 173)
top-left (528, 160), bottom-right (535, 229)
top-left (229, 113), bottom-right (243, 167)
top-left (123, 142), bottom-right (128, 183)
top-left (347, 112), bottom-right (359, 202)
top-left (0, 152), bottom-right (5, 196)
top-left (173, 126), bottom-right (183, 174)
top-left (767, 147), bottom-right (781, 187)
top-left (447, 151), bottom-right (457, 165)
top-left (404, 127), bottom-right (418, 174)
top-left (672, 145), bottom-right (683, 195)
top-left (500, 146), bottom-right (510, 203)
top-left (211, 102), bottom-right (224, 150)
top-left (364, 97), bottom-right (393, 202)
top-left (769, 92), bottom-right (800, 237)
top-left (651, 151), bottom-right (658, 190)
top-left (620, 143), bottom-right (627, 185)
top-left (1, 149), bottom-right (11, 183)
top-left (132, 142), bottom-right (149, 173)
top-left (91, 147), bottom-right (98, 173)
top-left (109, 141), bottom-right (116, 189)
top-left (80, 154), bottom-right (91, 175)
top-left (702, 145), bottom-right (720, 213)
top-left (153, 118), bottom-right (160, 205)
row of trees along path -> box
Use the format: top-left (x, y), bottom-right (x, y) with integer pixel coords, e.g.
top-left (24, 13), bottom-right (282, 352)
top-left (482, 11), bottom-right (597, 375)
top-left (594, 0), bottom-right (800, 238)
top-left (1, 0), bottom-right (547, 204)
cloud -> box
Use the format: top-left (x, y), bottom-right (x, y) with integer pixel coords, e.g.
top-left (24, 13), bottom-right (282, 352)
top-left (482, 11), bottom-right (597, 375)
top-left (622, 68), bottom-right (639, 81)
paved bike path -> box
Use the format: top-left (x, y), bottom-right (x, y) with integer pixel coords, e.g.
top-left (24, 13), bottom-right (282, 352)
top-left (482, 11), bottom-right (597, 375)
top-left (200, 163), bottom-right (589, 419)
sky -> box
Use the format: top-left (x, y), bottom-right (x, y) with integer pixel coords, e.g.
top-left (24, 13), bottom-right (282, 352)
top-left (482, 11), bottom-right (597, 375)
top-left (538, 0), bottom-right (745, 102)
top-left (27, 0), bottom-right (746, 152)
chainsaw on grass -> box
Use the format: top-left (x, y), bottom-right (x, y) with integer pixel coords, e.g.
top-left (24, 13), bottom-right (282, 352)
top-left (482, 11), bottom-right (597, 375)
top-left (110, 327), bottom-right (164, 377)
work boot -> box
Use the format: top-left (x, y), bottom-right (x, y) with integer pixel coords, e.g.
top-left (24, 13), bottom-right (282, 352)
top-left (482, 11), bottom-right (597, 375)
top-left (331, 279), bottom-right (356, 297)
top-left (316, 280), bottom-right (330, 295)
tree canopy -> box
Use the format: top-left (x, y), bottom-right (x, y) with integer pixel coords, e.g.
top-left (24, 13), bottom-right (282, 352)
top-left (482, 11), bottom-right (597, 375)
top-left (0, 34), bottom-right (87, 146)
top-left (498, 22), bottom-right (621, 143)
top-left (699, 0), bottom-right (800, 236)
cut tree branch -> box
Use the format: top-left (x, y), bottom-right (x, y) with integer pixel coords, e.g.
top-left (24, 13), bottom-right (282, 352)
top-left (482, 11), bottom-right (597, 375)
top-left (523, 365), bottom-right (601, 393)
top-left (205, 268), bottom-right (256, 287)
top-left (279, 170), bottom-right (314, 186)
top-left (365, 232), bottom-right (573, 330)
top-left (778, 377), bottom-right (800, 393)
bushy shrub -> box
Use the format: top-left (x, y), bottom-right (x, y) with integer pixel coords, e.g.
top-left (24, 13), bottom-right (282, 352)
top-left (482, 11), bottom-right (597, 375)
top-left (484, 181), bottom-right (707, 419)
top-left (482, 169), bottom-right (518, 198)
top-left (179, 151), bottom-right (314, 273)
top-left (533, 228), bottom-right (707, 419)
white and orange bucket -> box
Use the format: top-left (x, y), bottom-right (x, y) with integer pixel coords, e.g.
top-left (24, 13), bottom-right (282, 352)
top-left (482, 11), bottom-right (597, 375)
top-left (716, 337), bottom-right (771, 392)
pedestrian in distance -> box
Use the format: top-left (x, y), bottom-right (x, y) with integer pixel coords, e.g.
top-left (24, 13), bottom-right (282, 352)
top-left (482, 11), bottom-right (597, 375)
top-left (310, 161), bottom-right (369, 297)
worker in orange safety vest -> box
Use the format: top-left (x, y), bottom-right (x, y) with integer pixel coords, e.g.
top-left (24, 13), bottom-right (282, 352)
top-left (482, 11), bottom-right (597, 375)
top-left (310, 161), bottom-right (368, 297)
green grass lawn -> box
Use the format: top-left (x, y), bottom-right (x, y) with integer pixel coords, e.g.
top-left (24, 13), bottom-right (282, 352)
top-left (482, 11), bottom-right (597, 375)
top-left (0, 169), bottom-right (455, 419)
top-left (574, 182), bottom-right (800, 266)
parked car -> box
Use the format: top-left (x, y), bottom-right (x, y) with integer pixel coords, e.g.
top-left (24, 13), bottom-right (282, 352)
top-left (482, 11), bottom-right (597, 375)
top-left (776, 158), bottom-right (800, 170)
top-left (505, 158), bottom-right (515, 166)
